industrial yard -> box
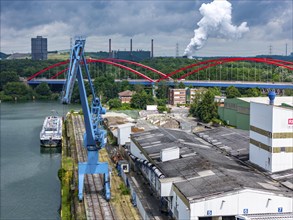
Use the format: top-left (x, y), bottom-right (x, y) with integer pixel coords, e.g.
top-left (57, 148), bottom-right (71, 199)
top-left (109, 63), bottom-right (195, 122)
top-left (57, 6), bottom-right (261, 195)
top-left (60, 95), bottom-right (293, 220)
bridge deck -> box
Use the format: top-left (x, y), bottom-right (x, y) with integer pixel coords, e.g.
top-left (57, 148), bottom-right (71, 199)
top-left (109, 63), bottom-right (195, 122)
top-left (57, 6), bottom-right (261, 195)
top-left (27, 79), bottom-right (293, 89)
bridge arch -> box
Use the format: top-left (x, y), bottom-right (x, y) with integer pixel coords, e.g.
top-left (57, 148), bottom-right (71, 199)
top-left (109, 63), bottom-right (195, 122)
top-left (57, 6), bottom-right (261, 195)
top-left (28, 58), bottom-right (168, 83)
top-left (160, 58), bottom-right (293, 81)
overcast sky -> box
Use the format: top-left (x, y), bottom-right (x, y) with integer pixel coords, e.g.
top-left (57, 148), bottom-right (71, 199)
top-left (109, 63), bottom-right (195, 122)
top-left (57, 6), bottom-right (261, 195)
top-left (1, 0), bottom-right (292, 57)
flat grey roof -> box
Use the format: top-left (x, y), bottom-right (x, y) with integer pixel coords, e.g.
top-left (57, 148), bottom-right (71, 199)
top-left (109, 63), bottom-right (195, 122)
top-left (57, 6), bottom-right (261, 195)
top-left (131, 128), bottom-right (292, 200)
top-left (194, 127), bottom-right (250, 160)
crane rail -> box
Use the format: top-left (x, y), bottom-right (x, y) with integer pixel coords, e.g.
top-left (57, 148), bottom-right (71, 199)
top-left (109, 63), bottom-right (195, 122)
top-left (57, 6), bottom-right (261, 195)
top-left (72, 115), bottom-right (115, 220)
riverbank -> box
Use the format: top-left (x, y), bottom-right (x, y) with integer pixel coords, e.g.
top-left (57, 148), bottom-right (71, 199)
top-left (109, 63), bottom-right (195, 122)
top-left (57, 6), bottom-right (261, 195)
top-left (60, 113), bottom-right (86, 219)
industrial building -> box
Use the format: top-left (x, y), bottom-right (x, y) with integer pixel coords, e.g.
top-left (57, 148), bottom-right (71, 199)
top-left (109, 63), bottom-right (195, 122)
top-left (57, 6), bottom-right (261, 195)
top-left (249, 93), bottom-right (293, 173)
top-left (127, 128), bottom-right (292, 219)
top-left (218, 98), bottom-right (250, 130)
top-left (112, 50), bottom-right (151, 62)
top-left (171, 88), bottom-right (223, 106)
top-left (218, 96), bottom-right (293, 131)
top-left (31, 36), bottom-right (47, 60)
top-left (108, 38), bottom-right (153, 61)
top-left (168, 88), bottom-right (186, 105)
top-left (111, 93), bottom-right (293, 219)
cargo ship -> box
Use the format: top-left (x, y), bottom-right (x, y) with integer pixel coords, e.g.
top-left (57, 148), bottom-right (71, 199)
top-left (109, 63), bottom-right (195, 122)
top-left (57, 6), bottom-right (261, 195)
top-left (40, 112), bottom-right (62, 147)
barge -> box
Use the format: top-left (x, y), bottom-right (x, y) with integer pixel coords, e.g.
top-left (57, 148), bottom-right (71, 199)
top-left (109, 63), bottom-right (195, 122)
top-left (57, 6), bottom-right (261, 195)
top-left (40, 113), bottom-right (62, 147)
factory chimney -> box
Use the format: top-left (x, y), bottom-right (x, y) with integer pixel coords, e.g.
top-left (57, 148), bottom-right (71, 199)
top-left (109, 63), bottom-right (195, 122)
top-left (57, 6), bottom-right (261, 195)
top-left (130, 39), bottom-right (133, 52)
top-left (109, 39), bottom-right (112, 58)
top-left (151, 39), bottom-right (154, 58)
top-left (268, 91), bottom-right (276, 105)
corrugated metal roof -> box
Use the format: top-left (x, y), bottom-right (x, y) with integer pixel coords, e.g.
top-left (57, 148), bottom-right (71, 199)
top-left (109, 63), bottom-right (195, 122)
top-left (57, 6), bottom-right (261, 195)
top-left (131, 127), bottom-right (292, 200)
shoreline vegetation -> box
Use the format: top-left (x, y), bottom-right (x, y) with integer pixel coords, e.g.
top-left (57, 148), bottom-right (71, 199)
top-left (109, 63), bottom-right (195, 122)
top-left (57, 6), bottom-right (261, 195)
top-left (0, 82), bottom-right (60, 102)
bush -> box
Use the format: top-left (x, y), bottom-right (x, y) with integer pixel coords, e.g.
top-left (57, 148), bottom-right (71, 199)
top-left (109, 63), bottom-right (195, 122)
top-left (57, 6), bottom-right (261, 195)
top-left (157, 106), bottom-right (168, 113)
top-left (108, 98), bottom-right (122, 109)
top-left (3, 82), bottom-right (34, 100)
top-left (120, 103), bottom-right (133, 110)
top-left (211, 118), bottom-right (222, 127)
top-left (0, 91), bottom-right (13, 101)
top-left (119, 183), bottom-right (130, 195)
top-left (50, 93), bottom-right (60, 100)
top-left (35, 82), bottom-right (52, 97)
top-left (156, 98), bottom-right (167, 106)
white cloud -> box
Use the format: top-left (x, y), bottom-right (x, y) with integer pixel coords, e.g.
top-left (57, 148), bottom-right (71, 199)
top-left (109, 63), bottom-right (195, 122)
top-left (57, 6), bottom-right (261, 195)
top-left (0, 0), bottom-right (292, 56)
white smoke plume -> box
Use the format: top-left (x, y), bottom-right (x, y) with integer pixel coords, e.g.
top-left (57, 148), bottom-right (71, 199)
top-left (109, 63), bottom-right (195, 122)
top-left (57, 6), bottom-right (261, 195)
top-left (184, 0), bottom-right (249, 57)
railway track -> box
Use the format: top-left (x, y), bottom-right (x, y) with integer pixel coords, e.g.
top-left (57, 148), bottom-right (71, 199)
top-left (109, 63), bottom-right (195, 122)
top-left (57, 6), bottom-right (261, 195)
top-left (72, 115), bottom-right (115, 220)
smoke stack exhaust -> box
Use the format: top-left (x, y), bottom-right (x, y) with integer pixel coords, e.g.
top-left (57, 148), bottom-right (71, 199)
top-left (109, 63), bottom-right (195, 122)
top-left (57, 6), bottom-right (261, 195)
top-left (151, 39), bottom-right (154, 58)
top-left (184, 0), bottom-right (249, 58)
top-left (130, 39), bottom-right (133, 52)
top-left (109, 39), bottom-right (111, 58)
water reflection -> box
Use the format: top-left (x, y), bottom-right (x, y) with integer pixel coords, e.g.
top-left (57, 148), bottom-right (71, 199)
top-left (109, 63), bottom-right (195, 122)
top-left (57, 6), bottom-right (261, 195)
top-left (40, 146), bottom-right (61, 154)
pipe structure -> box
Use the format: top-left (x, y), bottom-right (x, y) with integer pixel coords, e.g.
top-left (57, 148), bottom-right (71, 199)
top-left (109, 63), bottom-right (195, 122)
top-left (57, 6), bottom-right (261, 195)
top-left (109, 39), bottom-right (112, 58)
top-left (151, 39), bottom-right (154, 58)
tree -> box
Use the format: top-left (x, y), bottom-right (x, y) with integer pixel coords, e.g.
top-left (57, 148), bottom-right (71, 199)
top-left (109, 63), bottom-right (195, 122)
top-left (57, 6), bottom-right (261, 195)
top-left (133, 84), bottom-right (144, 93)
top-left (35, 82), bottom-right (52, 97)
top-left (226, 86), bottom-right (241, 98)
top-left (208, 87), bottom-right (221, 96)
top-left (120, 80), bottom-right (131, 91)
top-left (156, 98), bottom-right (167, 106)
top-left (0, 71), bottom-right (19, 90)
top-left (157, 106), bottom-right (168, 113)
top-left (3, 82), bottom-right (34, 100)
top-left (189, 91), bottom-right (205, 117)
top-left (245, 88), bottom-right (261, 97)
top-left (130, 91), bottom-right (155, 109)
top-left (156, 81), bottom-right (168, 99)
top-left (284, 89), bottom-right (293, 96)
top-left (192, 90), bottom-right (218, 123)
top-left (108, 98), bottom-right (122, 109)
top-left (94, 76), bottom-right (119, 102)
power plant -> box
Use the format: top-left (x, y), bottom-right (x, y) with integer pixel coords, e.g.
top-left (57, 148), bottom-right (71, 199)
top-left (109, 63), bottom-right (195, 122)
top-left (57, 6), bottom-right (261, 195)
top-left (107, 38), bottom-right (153, 61)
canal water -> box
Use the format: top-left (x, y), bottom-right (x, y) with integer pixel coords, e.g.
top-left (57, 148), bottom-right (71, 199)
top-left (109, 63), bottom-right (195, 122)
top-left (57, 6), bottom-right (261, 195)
top-left (0, 101), bottom-right (79, 219)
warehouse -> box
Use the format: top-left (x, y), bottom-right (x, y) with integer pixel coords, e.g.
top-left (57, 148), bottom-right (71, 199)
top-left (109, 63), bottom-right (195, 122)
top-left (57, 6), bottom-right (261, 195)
top-left (218, 96), bottom-right (293, 130)
top-left (128, 128), bottom-right (293, 219)
top-left (249, 93), bottom-right (293, 172)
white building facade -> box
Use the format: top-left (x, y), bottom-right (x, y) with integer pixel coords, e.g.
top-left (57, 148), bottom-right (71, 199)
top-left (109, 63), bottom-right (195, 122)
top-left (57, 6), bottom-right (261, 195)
top-left (249, 101), bottom-right (293, 172)
top-left (171, 187), bottom-right (292, 220)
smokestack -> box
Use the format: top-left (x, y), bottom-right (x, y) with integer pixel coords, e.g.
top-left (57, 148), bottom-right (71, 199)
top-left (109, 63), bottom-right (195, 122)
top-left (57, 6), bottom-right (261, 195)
top-left (130, 39), bottom-right (132, 52)
top-left (268, 91), bottom-right (276, 105)
top-left (151, 39), bottom-right (154, 58)
top-left (109, 39), bottom-right (111, 58)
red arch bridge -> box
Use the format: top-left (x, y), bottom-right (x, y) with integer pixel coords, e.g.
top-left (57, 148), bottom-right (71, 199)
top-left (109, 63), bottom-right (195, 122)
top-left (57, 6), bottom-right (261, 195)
top-left (26, 57), bottom-right (293, 89)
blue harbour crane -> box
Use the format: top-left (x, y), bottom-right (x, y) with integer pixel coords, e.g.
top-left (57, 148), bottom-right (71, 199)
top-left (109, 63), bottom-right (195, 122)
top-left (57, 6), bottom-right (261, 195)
top-left (62, 39), bottom-right (111, 201)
